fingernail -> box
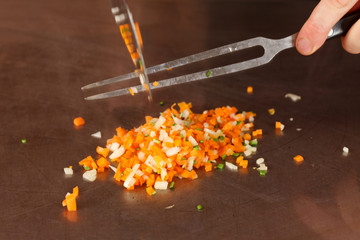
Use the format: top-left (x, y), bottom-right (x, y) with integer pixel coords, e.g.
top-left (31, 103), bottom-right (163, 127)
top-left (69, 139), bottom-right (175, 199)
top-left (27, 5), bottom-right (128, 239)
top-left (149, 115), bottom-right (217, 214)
top-left (297, 38), bottom-right (313, 55)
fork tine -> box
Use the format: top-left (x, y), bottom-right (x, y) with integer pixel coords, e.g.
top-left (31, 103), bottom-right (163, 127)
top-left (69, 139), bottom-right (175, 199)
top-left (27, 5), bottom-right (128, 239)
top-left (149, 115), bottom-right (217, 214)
top-left (85, 57), bottom-right (265, 100)
top-left (82, 36), bottom-right (267, 91)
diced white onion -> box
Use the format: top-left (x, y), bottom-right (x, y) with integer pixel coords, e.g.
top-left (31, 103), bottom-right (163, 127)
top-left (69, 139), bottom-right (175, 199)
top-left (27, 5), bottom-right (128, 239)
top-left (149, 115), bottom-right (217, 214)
top-left (145, 155), bottom-right (157, 171)
top-left (154, 116), bottom-right (166, 129)
top-left (83, 169), bottom-right (97, 182)
top-left (187, 156), bottom-right (196, 171)
top-left (188, 136), bottom-right (198, 146)
top-left (154, 181), bottom-right (168, 190)
top-left (256, 158), bottom-right (265, 165)
top-left (280, 124), bottom-right (285, 131)
top-left (343, 147), bottom-right (349, 153)
top-left (217, 116), bottom-right (222, 123)
top-left (182, 109), bottom-right (190, 119)
top-left (109, 165), bottom-right (117, 172)
top-left (64, 168), bottom-right (73, 175)
top-left (160, 168), bottom-right (167, 180)
top-left (108, 142), bottom-right (120, 151)
top-left (257, 163), bottom-right (268, 172)
top-left (135, 169), bottom-right (144, 177)
top-left (150, 131), bottom-right (156, 138)
top-left (285, 93), bottom-right (301, 102)
top-left (109, 145), bottom-right (125, 159)
top-left (166, 147), bottom-right (180, 157)
top-left (91, 131), bottom-right (102, 139)
top-left (249, 116), bottom-right (254, 123)
top-left (244, 149), bottom-right (252, 157)
top-left (225, 161), bottom-right (238, 171)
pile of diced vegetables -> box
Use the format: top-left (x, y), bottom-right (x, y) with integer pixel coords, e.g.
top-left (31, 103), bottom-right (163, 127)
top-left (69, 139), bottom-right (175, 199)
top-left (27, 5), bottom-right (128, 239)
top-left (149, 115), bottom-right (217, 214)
top-left (79, 102), bottom-right (262, 194)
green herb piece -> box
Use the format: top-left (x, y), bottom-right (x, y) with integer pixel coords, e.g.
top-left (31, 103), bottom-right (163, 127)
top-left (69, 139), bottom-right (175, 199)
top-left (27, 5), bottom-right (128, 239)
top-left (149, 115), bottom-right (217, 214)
top-left (151, 121), bottom-right (156, 126)
top-left (83, 166), bottom-right (91, 171)
top-left (196, 128), bottom-right (202, 131)
top-left (217, 163), bottom-right (224, 170)
top-left (206, 70), bottom-right (212, 78)
top-left (236, 120), bottom-right (242, 126)
top-left (152, 190), bottom-right (157, 196)
top-left (199, 140), bottom-right (204, 143)
top-left (181, 157), bottom-right (187, 160)
top-left (194, 160), bottom-right (197, 165)
top-left (232, 152), bottom-right (240, 157)
top-left (139, 59), bottom-right (143, 66)
top-left (122, 27), bottom-right (129, 34)
top-left (180, 133), bottom-right (184, 138)
top-left (213, 138), bottom-right (219, 143)
top-left (250, 139), bottom-right (258, 147)
top-left (259, 170), bottom-right (266, 176)
top-left (136, 147), bottom-right (141, 151)
top-left (159, 101), bottom-right (165, 106)
top-left (144, 134), bottom-right (149, 137)
top-left (172, 123), bottom-right (177, 126)
top-left (222, 154), bottom-right (227, 160)
top-left (197, 204), bottom-right (204, 211)
top-left (21, 139), bottom-right (27, 144)
top-left (193, 145), bottom-right (200, 151)
top-left (219, 136), bottom-right (225, 140)
top-left (169, 181), bottom-right (175, 190)
top-left (215, 123), bottom-right (219, 129)
top-left (153, 139), bottom-right (161, 144)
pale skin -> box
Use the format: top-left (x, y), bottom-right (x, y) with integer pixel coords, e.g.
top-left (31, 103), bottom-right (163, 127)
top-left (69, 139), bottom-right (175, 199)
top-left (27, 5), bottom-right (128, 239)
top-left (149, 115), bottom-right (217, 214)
top-left (296, 0), bottom-right (360, 55)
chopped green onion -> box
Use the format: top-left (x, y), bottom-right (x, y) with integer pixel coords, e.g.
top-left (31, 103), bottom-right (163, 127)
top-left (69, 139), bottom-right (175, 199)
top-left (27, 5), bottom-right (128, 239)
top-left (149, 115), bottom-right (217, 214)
top-left (180, 133), bottom-right (184, 138)
top-left (250, 139), bottom-right (258, 146)
top-left (222, 154), bottom-right (227, 160)
top-left (219, 136), bottom-right (225, 140)
top-left (159, 101), bottom-right (165, 106)
top-left (139, 59), bottom-right (143, 66)
top-left (181, 157), bottom-right (187, 160)
top-left (144, 134), bottom-right (149, 137)
top-left (236, 120), bottom-right (242, 125)
top-left (172, 123), bottom-right (177, 126)
top-left (122, 27), bottom-right (129, 34)
top-left (196, 128), bottom-right (202, 131)
top-left (259, 170), bottom-right (266, 176)
top-left (232, 152), bottom-right (240, 157)
top-left (169, 181), bottom-right (175, 190)
top-left (136, 147), bottom-right (141, 151)
top-left (199, 140), bottom-right (204, 143)
top-left (153, 139), bottom-right (161, 144)
top-left (151, 122), bottom-right (156, 126)
top-left (206, 70), bottom-right (212, 78)
top-left (213, 138), bottom-right (219, 143)
top-left (215, 123), bottom-right (219, 129)
top-left (83, 166), bottom-right (91, 171)
top-left (193, 145), bottom-right (200, 151)
top-left (194, 160), bottom-right (197, 165)
top-left (217, 163), bottom-right (224, 170)
top-left (152, 190), bottom-right (156, 196)
top-left (197, 204), bottom-right (204, 211)
top-left (21, 139), bottom-right (27, 144)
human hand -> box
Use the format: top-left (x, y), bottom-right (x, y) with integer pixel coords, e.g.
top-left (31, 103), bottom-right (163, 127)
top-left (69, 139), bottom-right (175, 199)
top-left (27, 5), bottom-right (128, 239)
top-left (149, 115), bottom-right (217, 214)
top-left (296, 0), bottom-right (360, 55)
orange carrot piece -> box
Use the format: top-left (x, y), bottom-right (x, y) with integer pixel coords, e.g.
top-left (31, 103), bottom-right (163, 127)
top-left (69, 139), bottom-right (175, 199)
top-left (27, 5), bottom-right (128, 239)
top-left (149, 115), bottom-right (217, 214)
top-left (73, 117), bottom-right (85, 127)
top-left (205, 163), bottom-right (212, 172)
top-left (275, 121), bottom-right (282, 129)
top-left (247, 86), bottom-right (253, 94)
top-left (153, 81), bottom-right (159, 87)
top-left (146, 187), bottom-right (156, 196)
top-left (62, 186), bottom-right (79, 211)
top-left (293, 155), bottom-right (304, 163)
top-left (96, 146), bottom-right (109, 158)
top-left (239, 160), bottom-right (248, 168)
top-left (243, 133), bottom-right (251, 141)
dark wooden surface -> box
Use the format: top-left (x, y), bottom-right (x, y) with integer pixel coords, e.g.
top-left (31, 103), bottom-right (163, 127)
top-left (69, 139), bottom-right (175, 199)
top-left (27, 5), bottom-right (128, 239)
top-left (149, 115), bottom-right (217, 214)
top-left (1, 0), bottom-right (360, 239)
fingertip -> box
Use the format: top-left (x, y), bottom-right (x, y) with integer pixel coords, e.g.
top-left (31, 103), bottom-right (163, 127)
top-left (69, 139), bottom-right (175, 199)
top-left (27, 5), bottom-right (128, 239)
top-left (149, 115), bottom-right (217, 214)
top-left (341, 19), bottom-right (360, 54)
top-left (296, 36), bottom-right (314, 55)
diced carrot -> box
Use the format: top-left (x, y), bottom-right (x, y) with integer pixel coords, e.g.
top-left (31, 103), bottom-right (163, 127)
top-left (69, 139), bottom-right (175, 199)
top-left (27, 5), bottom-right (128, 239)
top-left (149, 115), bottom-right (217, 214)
top-left (239, 159), bottom-right (248, 168)
top-left (73, 117), bottom-right (85, 127)
top-left (205, 163), bottom-right (212, 172)
top-left (293, 155), bottom-right (304, 163)
top-left (62, 186), bottom-right (79, 211)
top-left (146, 187), bottom-right (156, 196)
top-left (96, 157), bottom-right (110, 168)
top-left (275, 121), bottom-right (282, 129)
top-left (96, 146), bottom-right (109, 158)
top-left (243, 133), bottom-right (251, 141)
top-left (153, 81), bottom-right (159, 87)
top-left (129, 88), bottom-right (135, 96)
top-left (247, 86), bottom-right (253, 94)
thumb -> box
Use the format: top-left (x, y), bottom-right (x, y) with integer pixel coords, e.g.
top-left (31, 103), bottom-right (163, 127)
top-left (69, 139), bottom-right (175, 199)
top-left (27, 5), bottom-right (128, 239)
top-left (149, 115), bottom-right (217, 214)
top-left (296, 0), bottom-right (359, 55)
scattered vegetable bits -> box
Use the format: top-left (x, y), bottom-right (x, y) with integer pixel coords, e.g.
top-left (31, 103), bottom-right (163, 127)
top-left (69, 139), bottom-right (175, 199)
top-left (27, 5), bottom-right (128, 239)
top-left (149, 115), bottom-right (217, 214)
top-left (81, 102), bottom-right (261, 193)
top-left (268, 108), bottom-right (275, 115)
top-left (197, 204), bottom-right (204, 211)
top-left (21, 139), bottom-right (27, 144)
top-left (247, 86), bottom-right (253, 94)
top-left (293, 155), bottom-right (304, 163)
top-left (73, 117), bottom-right (85, 127)
top-left (62, 186), bottom-right (79, 211)
top-left (275, 121), bottom-right (285, 131)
